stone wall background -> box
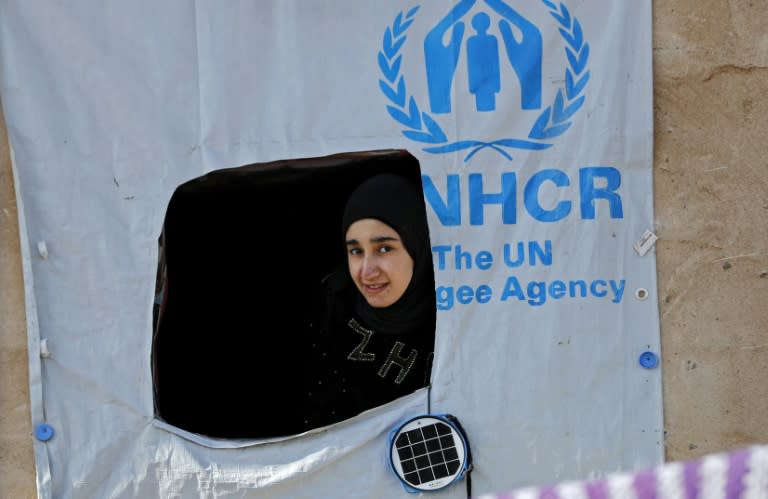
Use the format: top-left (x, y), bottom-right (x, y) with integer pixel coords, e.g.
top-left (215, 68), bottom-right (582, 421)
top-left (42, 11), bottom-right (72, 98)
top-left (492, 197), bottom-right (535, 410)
top-left (0, 101), bottom-right (36, 497)
top-left (653, 0), bottom-right (768, 459)
top-left (1, 2), bottom-right (766, 496)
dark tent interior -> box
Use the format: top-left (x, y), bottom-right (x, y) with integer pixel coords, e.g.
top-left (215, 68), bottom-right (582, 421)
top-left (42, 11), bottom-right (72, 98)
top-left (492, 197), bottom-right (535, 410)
top-left (152, 150), bottom-right (425, 438)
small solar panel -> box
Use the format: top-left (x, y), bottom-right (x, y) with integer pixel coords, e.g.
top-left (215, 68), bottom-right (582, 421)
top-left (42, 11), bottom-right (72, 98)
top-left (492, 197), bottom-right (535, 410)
top-left (388, 415), bottom-right (469, 493)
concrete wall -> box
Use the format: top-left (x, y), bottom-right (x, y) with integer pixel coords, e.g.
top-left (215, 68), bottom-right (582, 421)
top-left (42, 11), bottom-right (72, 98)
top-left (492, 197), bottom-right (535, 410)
top-left (1, 1), bottom-right (767, 495)
top-left (0, 102), bottom-right (36, 497)
top-left (653, 0), bottom-right (768, 460)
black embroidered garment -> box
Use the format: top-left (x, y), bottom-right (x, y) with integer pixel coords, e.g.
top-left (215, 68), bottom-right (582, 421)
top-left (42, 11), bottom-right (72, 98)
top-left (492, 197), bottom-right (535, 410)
top-left (303, 174), bottom-right (436, 430)
top-left (304, 283), bottom-right (434, 429)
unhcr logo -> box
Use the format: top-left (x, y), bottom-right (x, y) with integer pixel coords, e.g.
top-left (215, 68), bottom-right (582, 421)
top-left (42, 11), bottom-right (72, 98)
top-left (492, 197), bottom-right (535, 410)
top-left (378, 0), bottom-right (591, 162)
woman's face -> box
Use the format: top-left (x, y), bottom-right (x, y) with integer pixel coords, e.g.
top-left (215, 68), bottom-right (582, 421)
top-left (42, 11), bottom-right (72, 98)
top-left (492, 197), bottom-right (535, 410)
top-left (345, 218), bottom-right (414, 308)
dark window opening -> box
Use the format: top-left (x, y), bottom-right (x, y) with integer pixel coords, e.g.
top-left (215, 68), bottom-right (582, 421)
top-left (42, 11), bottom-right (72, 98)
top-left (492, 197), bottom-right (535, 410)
top-left (152, 150), bottom-right (435, 439)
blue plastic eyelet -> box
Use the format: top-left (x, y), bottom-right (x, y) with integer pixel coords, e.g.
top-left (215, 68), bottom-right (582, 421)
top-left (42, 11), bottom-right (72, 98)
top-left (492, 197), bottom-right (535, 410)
top-left (35, 423), bottom-right (55, 442)
top-left (639, 351), bottom-right (659, 369)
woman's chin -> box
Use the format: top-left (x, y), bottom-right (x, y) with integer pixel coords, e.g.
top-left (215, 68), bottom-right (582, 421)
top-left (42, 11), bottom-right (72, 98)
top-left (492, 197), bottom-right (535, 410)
top-left (365, 297), bottom-right (393, 308)
top-left (363, 292), bottom-right (396, 308)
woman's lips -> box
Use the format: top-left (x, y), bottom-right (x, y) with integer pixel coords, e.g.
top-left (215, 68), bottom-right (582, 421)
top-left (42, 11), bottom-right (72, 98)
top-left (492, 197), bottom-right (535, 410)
top-left (363, 283), bottom-right (388, 295)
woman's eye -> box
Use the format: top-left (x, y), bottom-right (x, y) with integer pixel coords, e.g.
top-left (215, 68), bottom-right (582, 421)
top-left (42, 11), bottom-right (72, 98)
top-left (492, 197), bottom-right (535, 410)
top-left (378, 245), bottom-right (393, 254)
top-left (348, 247), bottom-right (362, 256)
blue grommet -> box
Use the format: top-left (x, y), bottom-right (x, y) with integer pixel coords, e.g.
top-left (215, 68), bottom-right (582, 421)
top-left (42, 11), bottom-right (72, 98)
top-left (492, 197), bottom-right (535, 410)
top-left (639, 351), bottom-right (659, 369)
top-left (35, 423), bottom-right (54, 442)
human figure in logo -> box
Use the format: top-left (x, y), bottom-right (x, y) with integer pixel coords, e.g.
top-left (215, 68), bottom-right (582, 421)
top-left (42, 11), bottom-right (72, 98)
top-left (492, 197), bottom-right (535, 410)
top-left (303, 174), bottom-right (436, 430)
top-left (424, 0), bottom-right (476, 114)
top-left (485, 0), bottom-right (542, 110)
top-left (467, 12), bottom-right (501, 111)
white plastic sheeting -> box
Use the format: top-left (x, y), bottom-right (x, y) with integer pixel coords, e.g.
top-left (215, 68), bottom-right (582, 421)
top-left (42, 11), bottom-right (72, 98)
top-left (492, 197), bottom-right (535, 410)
top-left (0, 1), bottom-right (659, 497)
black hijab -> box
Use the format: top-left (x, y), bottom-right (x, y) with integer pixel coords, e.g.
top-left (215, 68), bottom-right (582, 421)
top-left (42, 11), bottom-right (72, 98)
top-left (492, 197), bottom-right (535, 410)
top-left (340, 174), bottom-right (436, 334)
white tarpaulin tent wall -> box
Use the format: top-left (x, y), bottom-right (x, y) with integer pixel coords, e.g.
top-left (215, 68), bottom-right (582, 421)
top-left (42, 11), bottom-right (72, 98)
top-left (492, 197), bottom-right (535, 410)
top-left (0, 1), bottom-right (659, 497)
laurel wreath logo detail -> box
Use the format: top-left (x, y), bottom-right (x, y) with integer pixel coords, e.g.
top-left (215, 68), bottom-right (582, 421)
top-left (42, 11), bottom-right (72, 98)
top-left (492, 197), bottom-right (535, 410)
top-left (378, 1), bottom-right (590, 162)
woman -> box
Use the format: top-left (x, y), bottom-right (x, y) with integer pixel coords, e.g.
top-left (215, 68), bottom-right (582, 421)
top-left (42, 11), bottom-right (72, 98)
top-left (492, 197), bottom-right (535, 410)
top-left (304, 173), bottom-right (436, 430)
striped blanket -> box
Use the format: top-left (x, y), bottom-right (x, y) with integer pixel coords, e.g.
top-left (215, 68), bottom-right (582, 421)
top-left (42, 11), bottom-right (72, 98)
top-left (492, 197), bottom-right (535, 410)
top-left (477, 445), bottom-right (768, 499)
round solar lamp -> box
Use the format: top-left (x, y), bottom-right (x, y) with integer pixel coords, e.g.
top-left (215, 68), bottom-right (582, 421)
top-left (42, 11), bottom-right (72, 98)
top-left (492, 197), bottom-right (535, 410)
top-left (388, 414), bottom-right (470, 493)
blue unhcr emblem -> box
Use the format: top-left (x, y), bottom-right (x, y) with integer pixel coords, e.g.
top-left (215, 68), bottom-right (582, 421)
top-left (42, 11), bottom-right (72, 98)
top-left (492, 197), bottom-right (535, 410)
top-left (378, 0), bottom-right (590, 162)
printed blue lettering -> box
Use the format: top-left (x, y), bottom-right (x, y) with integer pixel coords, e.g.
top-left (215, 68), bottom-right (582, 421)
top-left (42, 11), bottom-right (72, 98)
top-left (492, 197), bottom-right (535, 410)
top-left (569, 280), bottom-right (587, 298)
top-left (527, 281), bottom-right (546, 306)
top-left (580, 167), bottom-right (624, 219)
top-left (529, 240), bottom-right (553, 266)
top-left (500, 276), bottom-right (525, 301)
top-left (436, 286), bottom-right (454, 310)
top-left (423, 168), bottom-right (623, 226)
top-left (476, 251), bottom-right (493, 270)
top-left (548, 280), bottom-right (566, 299)
top-left (610, 280), bottom-right (626, 303)
top-left (503, 241), bottom-right (552, 267)
top-left (423, 174), bottom-right (461, 226)
top-left (469, 172), bottom-right (516, 225)
top-left (497, 277), bottom-right (626, 306)
top-left (590, 279), bottom-right (608, 298)
top-left (456, 285), bottom-right (474, 304)
top-left (436, 283), bottom-right (494, 310)
top-left (454, 245), bottom-right (473, 270)
top-left (432, 245), bottom-right (495, 270)
top-left (476, 285), bottom-right (492, 303)
top-left (524, 169), bottom-right (572, 222)
top-left (503, 242), bottom-right (525, 268)
top-left (432, 245), bottom-right (451, 271)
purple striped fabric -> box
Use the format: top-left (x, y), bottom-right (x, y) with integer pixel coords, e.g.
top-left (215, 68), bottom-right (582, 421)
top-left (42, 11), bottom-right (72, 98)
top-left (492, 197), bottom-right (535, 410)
top-left (539, 486), bottom-right (559, 499)
top-left (633, 467), bottom-right (657, 499)
top-left (475, 445), bottom-right (768, 499)
top-left (584, 479), bottom-right (609, 499)
top-left (725, 448), bottom-right (749, 498)
top-left (682, 457), bottom-right (700, 499)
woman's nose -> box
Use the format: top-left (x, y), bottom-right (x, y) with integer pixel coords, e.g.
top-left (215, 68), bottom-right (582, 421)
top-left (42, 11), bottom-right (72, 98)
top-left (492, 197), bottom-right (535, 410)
top-left (362, 257), bottom-right (380, 278)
